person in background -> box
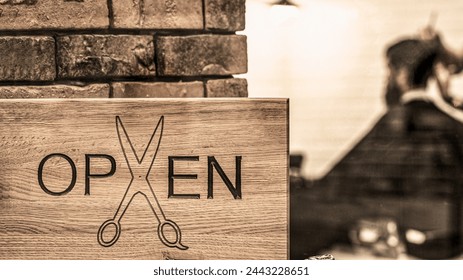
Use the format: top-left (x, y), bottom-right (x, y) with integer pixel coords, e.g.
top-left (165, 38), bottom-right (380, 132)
top-left (384, 27), bottom-right (463, 259)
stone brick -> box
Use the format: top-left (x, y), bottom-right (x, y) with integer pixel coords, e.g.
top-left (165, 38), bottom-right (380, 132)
top-left (112, 82), bottom-right (204, 98)
top-left (206, 78), bottom-right (248, 97)
top-left (205, 0), bottom-right (246, 31)
top-left (0, 84), bottom-right (110, 98)
top-left (0, 36), bottom-right (55, 81)
top-left (0, 0), bottom-right (108, 30)
top-left (112, 0), bottom-right (203, 29)
top-left (57, 35), bottom-right (155, 79)
top-left (157, 35), bottom-right (247, 76)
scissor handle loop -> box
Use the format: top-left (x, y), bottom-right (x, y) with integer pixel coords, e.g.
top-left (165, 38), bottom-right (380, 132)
top-left (158, 219), bottom-right (188, 250)
top-left (97, 219), bottom-right (121, 247)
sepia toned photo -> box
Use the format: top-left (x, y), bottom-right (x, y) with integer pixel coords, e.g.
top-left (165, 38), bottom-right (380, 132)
top-left (1, 0), bottom-right (463, 266)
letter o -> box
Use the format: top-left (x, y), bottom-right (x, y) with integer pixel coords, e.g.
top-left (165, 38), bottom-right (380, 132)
top-left (38, 153), bottom-right (77, 196)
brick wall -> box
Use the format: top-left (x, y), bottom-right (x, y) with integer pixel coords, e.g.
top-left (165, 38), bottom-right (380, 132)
top-left (0, 0), bottom-right (248, 98)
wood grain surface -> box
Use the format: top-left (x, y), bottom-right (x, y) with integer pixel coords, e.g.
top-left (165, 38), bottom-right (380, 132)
top-left (0, 98), bottom-right (288, 259)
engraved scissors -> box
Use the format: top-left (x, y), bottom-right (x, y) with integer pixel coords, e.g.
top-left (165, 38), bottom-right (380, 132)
top-left (97, 116), bottom-right (188, 250)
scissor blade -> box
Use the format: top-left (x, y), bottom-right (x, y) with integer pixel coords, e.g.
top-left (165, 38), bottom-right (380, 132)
top-left (140, 116), bottom-right (164, 173)
top-left (116, 116), bottom-right (141, 169)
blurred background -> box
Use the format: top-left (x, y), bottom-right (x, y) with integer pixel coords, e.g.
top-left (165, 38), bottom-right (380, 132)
top-left (240, 0), bottom-right (463, 259)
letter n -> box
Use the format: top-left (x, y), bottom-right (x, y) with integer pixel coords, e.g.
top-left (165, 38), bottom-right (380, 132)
top-left (208, 156), bottom-right (242, 199)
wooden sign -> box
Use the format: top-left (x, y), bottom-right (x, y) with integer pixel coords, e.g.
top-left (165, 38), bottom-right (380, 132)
top-left (0, 98), bottom-right (288, 259)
